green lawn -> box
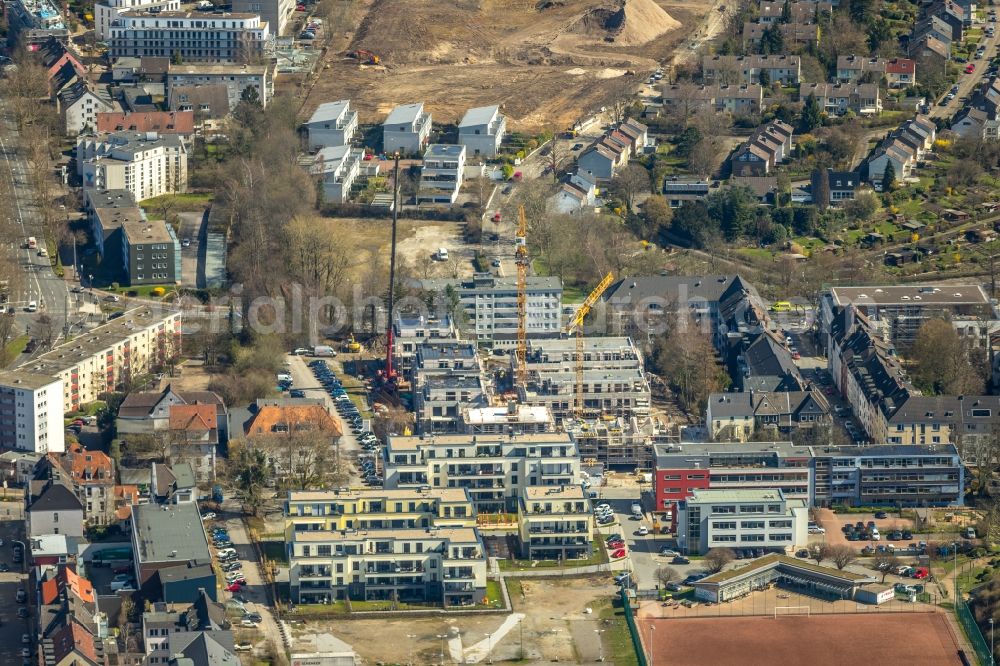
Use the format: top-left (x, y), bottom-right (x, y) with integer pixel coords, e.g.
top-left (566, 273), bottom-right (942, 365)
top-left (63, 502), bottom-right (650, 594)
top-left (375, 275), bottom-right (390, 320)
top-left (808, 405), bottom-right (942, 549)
top-left (475, 579), bottom-right (505, 609)
top-left (340, 373), bottom-right (372, 417)
top-left (260, 540), bottom-right (288, 565)
top-left (499, 539), bottom-right (609, 571)
top-left (105, 284), bottom-right (173, 299)
top-left (595, 598), bottom-right (640, 666)
top-left (1, 334), bottom-right (30, 364)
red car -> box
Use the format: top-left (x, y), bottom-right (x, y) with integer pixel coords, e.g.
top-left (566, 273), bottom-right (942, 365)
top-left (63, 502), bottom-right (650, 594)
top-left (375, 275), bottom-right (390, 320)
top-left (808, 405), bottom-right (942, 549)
top-left (226, 582), bottom-right (244, 592)
top-left (611, 548), bottom-right (627, 559)
top-left (607, 541), bottom-right (625, 550)
top-left (912, 567), bottom-right (929, 579)
top-left (792, 351), bottom-right (801, 360)
top-left (966, 64), bottom-right (976, 73)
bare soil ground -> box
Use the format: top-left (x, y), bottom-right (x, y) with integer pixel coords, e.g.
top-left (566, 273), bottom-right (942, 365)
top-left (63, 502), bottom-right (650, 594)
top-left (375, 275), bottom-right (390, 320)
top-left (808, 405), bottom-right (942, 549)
top-left (295, 0), bottom-right (715, 132)
top-left (295, 576), bottom-right (614, 664)
top-left (163, 361), bottom-right (221, 391)
top-left (641, 612), bottom-right (966, 666)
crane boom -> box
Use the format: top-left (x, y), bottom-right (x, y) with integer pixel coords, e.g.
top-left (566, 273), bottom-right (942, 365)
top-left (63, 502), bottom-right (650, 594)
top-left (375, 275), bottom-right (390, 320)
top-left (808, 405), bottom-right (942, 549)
top-left (515, 205), bottom-right (529, 390)
top-left (565, 272), bottom-right (614, 416)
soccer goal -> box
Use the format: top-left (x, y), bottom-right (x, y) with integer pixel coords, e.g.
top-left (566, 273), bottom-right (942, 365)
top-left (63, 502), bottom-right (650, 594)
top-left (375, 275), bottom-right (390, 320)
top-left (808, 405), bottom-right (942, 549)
top-left (773, 606), bottom-right (811, 618)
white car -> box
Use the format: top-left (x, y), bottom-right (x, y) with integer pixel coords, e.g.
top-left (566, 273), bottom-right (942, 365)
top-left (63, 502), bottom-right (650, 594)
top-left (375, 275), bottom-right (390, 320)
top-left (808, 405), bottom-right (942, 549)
top-left (808, 526), bottom-right (826, 534)
top-left (21, 633), bottom-right (30, 644)
top-left (636, 526), bottom-right (649, 536)
top-left (201, 512), bottom-right (217, 521)
top-left (234, 643), bottom-right (253, 651)
top-left (240, 619), bottom-right (259, 628)
top-left (26, 300), bottom-right (37, 312)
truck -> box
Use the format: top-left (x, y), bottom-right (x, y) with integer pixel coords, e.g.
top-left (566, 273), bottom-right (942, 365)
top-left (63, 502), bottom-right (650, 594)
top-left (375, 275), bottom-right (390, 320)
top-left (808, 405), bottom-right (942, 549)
top-left (313, 345), bottom-right (336, 357)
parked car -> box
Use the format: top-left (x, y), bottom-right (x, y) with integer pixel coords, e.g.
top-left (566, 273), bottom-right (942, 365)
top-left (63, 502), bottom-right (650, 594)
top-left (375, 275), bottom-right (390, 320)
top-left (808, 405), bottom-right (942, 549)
top-left (201, 512), bottom-right (216, 521)
top-left (912, 568), bottom-right (929, 580)
top-left (672, 556), bottom-right (690, 565)
top-left (611, 548), bottom-right (627, 559)
top-left (658, 547), bottom-right (678, 557)
top-left (226, 582), bottom-right (244, 592)
top-left (874, 511), bottom-right (888, 519)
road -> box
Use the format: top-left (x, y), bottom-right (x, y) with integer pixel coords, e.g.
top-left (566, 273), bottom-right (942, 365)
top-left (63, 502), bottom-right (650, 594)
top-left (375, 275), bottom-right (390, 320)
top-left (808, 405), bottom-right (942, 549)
top-left (930, 19), bottom-right (1000, 120)
top-left (177, 211), bottom-right (207, 289)
top-left (0, 107), bottom-right (71, 348)
top-left (0, 502), bottom-right (30, 665)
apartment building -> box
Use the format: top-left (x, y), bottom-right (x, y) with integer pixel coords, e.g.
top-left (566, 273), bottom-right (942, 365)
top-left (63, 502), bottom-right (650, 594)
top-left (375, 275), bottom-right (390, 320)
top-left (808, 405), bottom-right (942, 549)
top-left (518, 336), bottom-right (651, 422)
top-left (729, 120), bottom-right (794, 176)
top-left (309, 144), bottom-right (365, 203)
top-left (383, 102), bottom-right (432, 155)
top-left (304, 99), bottom-right (358, 150)
top-left (705, 389), bottom-right (830, 441)
top-left (233, 0), bottom-right (293, 37)
top-left (413, 340), bottom-right (486, 434)
top-left (564, 416), bottom-right (666, 469)
top-left (654, 441), bottom-right (815, 517)
top-left (382, 432), bottom-right (581, 513)
top-left (863, 115), bottom-right (937, 190)
top-left (821, 283), bottom-right (993, 347)
top-left (122, 218), bottom-right (180, 285)
top-left (109, 11), bottom-right (270, 63)
top-left (393, 315), bottom-right (457, 375)
top-left (461, 403), bottom-right (554, 436)
top-left (0, 371), bottom-right (65, 454)
top-left (77, 131), bottom-right (188, 202)
top-left (414, 273), bottom-right (563, 347)
top-left (167, 62), bottom-right (271, 110)
top-left (801, 82), bottom-right (882, 116)
top-left (518, 485), bottom-right (593, 560)
top-left (702, 54), bottom-right (801, 85)
top-left (458, 104), bottom-right (507, 157)
top-left (58, 81), bottom-right (118, 136)
top-left (285, 488), bottom-right (485, 605)
top-left (19, 306), bottom-right (181, 412)
top-left (44, 442), bottom-right (117, 525)
top-left (676, 488), bottom-right (808, 555)
top-left (95, 0), bottom-right (178, 39)
top-left (131, 502), bottom-right (212, 594)
top-left (417, 144), bottom-right (466, 205)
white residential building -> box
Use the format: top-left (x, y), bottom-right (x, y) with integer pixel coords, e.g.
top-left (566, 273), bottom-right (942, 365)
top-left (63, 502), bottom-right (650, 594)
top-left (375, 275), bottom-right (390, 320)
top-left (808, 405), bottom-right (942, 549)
top-left (310, 145), bottom-right (364, 203)
top-left (413, 273), bottom-right (563, 348)
top-left (457, 105), bottom-right (506, 157)
top-left (417, 144), bottom-right (466, 205)
top-left (109, 11), bottom-right (269, 63)
top-left (58, 82), bottom-right (118, 136)
top-left (676, 488), bottom-right (808, 555)
top-left (304, 99), bottom-right (358, 151)
top-left (550, 173), bottom-right (597, 214)
top-left (518, 485), bottom-right (593, 560)
top-left (94, 0), bottom-right (179, 40)
top-left (18, 306), bottom-right (181, 412)
top-left (0, 372), bottom-right (65, 454)
top-left (382, 432), bottom-right (581, 513)
top-left (166, 63), bottom-right (271, 110)
top-left (233, 0), bottom-right (292, 37)
top-left (383, 102), bottom-right (432, 155)
top-left (77, 131), bottom-right (188, 202)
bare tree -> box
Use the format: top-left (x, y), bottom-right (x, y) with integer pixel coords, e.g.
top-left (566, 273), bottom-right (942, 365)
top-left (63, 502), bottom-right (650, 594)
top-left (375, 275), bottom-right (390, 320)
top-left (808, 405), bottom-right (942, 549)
top-left (872, 553), bottom-right (901, 583)
top-left (33, 313), bottom-right (58, 350)
top-left (688, 138), bottom-right (720, 178)
top-left (704, 547), bottom-right (736, 573)
top-left (828, 545), bottom-right (858, 570)
top-left (546, 133), bottom-right (565, 183)
top-left (809, 544), bottom-right (831, 565)
top-left (656, 566), bottom-right (681, 587)
top-left (610, 164), bottom-right (651, 212)
top-left (606, 76), bottom-right (636, 126)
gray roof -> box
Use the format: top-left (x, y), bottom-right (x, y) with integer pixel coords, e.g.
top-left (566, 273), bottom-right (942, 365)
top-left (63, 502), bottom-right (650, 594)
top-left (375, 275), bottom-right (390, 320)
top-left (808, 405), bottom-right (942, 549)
top-left (458, 105), bottom-right (499, 128)
top-left (604, 275), bottom-right (744, 308)
top-left (101, 130), bottom-right (185, 158)
top-left (169, 630), bottom-right (238, 666)
top-left (415, 274), bottom-right (562, 293)
top-left (385, 103), bottom-right (424, 126)
top-left (706, 392), bottom-right (753, 417)
top-left (157, 561), bottom-right (215, 585)
top-left (830, 284), bottom-right (989, 307)
top-left (85, 188), bottom-right (137, 209)
top-left (29, 481), bottom-right (83, 513)
top-left (307, 100), bottom-right (350, 125)
top-left (0, 370), bottom-right (61, 390)
top-left (132, 502), bottom-right (210, 565)
top-left (171, 462), bottom-right (197, 489)
top-left (425, 143), bottom-right (465, 158)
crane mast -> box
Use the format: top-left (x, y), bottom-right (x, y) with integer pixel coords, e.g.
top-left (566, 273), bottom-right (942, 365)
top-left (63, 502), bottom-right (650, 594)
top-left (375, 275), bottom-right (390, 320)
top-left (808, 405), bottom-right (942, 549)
top-left (515, 205), bottom-right (529, 390)
top-left (565, 272), bottom-right (614, 416)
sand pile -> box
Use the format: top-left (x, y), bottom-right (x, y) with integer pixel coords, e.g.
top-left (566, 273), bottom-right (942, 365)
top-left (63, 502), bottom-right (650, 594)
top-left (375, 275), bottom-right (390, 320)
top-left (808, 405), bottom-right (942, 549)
top-left (570, 0), bottom-right (680, 46)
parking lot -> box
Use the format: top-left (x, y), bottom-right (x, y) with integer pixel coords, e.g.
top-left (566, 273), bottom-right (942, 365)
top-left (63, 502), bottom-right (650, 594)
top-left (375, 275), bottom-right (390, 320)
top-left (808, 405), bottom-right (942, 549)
top-left (0, 503), bottom-right (30, 665)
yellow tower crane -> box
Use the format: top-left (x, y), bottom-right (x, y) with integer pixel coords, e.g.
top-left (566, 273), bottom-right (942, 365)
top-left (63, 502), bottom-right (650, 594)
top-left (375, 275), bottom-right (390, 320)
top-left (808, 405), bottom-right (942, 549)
top-left (564, 272), bottom-right (614, 416)
top-left (515, 205), bottom-right (530, 390)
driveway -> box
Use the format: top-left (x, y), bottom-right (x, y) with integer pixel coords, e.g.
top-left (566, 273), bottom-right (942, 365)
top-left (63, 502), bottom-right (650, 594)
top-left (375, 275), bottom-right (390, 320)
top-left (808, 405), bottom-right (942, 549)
top-left (285, 353), bottom-right (364, 485)
top-left (214, 514), bottom-right (285, 656)
top-left (177, 211), bottom-right (207, 288)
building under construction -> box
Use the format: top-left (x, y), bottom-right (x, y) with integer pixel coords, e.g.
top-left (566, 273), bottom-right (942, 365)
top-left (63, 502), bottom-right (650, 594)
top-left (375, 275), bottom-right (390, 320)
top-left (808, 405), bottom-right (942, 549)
top-left (565, 415), bottom-right (675, 471)
top-left (515, 336), bottom-right (651, 422)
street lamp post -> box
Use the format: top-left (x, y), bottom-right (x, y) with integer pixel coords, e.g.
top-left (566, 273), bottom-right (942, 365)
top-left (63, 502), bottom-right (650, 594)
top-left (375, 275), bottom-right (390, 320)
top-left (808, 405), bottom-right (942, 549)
top-left (487, 632), bottom-right (492, 664)
top-left (595, 628), bottom-right (605, 662)
top-left (991, 618), bottom-right (995, 666)
top-left (437, 633), bottom-right (448, 665)
top-left (648, 624), bottom-right (655, 666)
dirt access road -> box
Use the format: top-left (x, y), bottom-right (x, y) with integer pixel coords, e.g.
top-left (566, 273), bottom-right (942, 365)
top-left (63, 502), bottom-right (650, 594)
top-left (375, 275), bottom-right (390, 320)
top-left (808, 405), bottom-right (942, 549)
top-left (298, 0), bottom-right (714, 132)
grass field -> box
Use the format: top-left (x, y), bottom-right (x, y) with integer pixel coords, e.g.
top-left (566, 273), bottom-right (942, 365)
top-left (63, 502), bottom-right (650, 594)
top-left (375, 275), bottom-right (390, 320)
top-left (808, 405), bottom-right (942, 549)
top-left (641, 612), bottom-right (965, 665)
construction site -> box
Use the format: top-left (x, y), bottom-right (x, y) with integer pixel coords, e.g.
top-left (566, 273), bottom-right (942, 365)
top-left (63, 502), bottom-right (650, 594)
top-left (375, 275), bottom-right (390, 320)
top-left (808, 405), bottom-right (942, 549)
top-left (293, 0), bottom-right (716, 131)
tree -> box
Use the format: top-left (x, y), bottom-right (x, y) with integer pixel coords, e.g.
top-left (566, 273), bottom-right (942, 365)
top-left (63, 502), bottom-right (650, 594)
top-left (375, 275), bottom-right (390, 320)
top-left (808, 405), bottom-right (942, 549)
top-left (758, 69), bottom-right (771, 87)
top-left (867, 18), bottom-right (892, 53)
top-left (688, 138), bottom-right (719, 178)
top-left (546, 132), bottom-right (564, 183)
top-left (843, 191), bottom-right (880, 223)
top-left (957, 431), bottom-right (1000, 498)
top-left (882, 161), bottom-right (897, 192)
top-left (760, 23), bottom-right (784, 55)
top-left (780, 0), bottom-right (791, 22)
top-left (910, 318), bottom-right (985, 395)
top-left (232, 446), bottom-right (271, 517)
top-left (812, 167), bottom-right (830, 212)
top-left (606, 76), bottom-right (635, 127)
top-left (849, 0), bottom-right (875, 24)
top-left (703, 547), bottom-right (736, 573)
top-left (872, 553), bottom-right (900, 583)
top-left (707, 186), bottom-right (757, 241)
top-left (635, 195), bottom-right (673, 240)
top-left (810, 544), bottom-right (831, 565)
top-left (828, 544), bottom-right (858, 570)
top-left (33, 313), bottom-right (58, 351)
top-left (656, 566), bottom-right (681, 587)
top-left (800, 94), bottom-right (822, 133)
top-left (610, 164), bottom-right (651, 213)
top-left (670, 200), bottom-right (720, 249)
top-left (651, 311), bottom-right (730, 413)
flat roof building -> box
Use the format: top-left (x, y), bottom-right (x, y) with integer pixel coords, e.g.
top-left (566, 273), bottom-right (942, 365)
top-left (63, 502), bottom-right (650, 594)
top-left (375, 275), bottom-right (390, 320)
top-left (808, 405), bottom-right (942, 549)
top-left (676, 487), bottom-right (808, 555)
top-left (0, 371), bottom-right (65, 454)
top-left (131, 502), bottom-right (210, 592)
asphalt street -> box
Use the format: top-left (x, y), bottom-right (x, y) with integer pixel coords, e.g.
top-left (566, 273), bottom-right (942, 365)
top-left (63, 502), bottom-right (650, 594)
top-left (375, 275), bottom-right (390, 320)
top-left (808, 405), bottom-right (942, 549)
top-left (931, 17), bottom-right (1000, 119)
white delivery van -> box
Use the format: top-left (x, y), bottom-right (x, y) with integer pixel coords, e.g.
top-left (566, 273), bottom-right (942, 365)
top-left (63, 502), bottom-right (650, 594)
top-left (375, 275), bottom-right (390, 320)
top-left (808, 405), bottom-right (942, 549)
top-left (435, 247), bottom-right (449, 261)
top-left (630, 502), bottom-right (643, 519)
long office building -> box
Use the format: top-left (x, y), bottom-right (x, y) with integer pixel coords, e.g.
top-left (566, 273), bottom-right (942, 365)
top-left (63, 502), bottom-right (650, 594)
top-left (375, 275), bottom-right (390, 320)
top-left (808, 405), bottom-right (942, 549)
top-left (284, 488), bottom-right (486, 605)
top-left (18, 306), bottom-right (181, 412)
top-left (676, 488), bottom-right (809, 556)
top-left (654, 441), bottom-right (963, 514)
top-left (109, 11), bottom-right (269, 63)
top-left (382, 433), bottom-right (580, 513)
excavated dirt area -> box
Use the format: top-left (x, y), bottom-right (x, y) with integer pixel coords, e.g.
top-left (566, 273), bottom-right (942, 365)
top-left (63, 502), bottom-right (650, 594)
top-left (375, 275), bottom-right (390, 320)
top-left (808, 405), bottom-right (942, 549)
top-left (293, 0), bottom-right (714, 132)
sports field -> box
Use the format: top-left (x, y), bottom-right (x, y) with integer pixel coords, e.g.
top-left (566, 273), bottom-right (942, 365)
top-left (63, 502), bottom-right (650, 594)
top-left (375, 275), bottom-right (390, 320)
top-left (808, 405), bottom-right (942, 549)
top-left (641, 612), bottom-right (966, 666)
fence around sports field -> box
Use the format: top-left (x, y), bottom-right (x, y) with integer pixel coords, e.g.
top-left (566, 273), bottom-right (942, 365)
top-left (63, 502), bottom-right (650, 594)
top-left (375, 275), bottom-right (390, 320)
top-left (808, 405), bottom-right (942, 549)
top-left (636, 583), bottom-right (943, 620)
top-left (956, 600), bottom-right (993, 666)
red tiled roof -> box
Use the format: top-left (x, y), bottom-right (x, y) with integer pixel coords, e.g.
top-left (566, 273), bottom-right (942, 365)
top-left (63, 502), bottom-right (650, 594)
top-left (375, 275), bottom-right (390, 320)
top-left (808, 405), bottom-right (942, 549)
top-left (95, 110), bottom-right (195, 134)
top-left (246, 404), bottom-right (343, 438)
top-left (169, 404), bottom-right (216, 431)
top-left (114, 484), bottom-right (139, 521)
top-left (52, 443), bottom-right (113, 486)
top-left (50, 620), bottom-right (99, 664)
top-left (886, 58), bottom-right (916, 74)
